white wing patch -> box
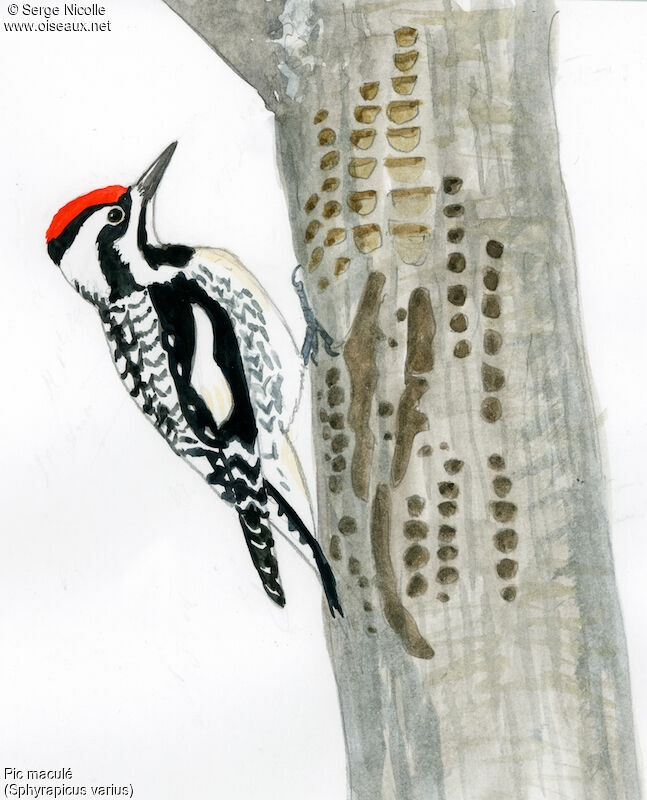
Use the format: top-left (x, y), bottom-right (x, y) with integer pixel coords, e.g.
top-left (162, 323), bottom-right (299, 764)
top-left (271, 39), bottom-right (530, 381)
top-left (190, 304), bottom-right (234, 427)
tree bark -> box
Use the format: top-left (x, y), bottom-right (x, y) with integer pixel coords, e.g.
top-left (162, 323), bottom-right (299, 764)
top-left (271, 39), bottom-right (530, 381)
top-left (161, 0), bottom-right (641, 797)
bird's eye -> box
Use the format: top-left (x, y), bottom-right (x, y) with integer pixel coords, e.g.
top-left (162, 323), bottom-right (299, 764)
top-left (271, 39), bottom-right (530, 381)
top-left (107, 207), bottom-right (125, 224)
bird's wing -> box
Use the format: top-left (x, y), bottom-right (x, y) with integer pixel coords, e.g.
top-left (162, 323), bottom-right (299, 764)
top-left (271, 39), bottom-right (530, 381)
top-left (149, 273), bottom-right (258, 451)
top-left (149, 273), bottom-right (287, 606)
top-left (188, 248), bottom-right (305, 435)
top-left (189, 303), bottom-right (234, 428)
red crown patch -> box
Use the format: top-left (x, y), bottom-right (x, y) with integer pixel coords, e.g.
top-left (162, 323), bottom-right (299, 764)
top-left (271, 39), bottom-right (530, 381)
top-left (46, 185), bottom-right (128, 243)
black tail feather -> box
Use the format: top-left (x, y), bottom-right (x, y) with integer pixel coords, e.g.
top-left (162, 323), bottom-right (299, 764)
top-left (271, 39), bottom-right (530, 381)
top-left (237, 506), bottom-right (286, 608)
top-left (264, 480), bottom-right (343, 618)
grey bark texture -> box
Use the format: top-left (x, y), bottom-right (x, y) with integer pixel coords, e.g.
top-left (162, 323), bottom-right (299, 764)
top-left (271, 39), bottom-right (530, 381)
top-left (161, 0), bottom-right (642, 797)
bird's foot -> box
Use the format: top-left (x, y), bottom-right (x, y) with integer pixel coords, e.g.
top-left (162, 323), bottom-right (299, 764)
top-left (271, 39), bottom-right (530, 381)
top-left (292, 265), bottom-right (339, 366)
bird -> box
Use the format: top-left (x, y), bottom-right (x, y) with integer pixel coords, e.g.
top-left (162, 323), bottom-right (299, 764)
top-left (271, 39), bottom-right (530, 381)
top-left (45, 142), bottom-right (342, 617)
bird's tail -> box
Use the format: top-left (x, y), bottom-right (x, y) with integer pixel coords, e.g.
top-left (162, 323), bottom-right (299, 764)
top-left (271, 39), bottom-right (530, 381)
top-left (264, 480), bottom-right (343, 618)
top-left (237, 504), bottom-right (286, 608)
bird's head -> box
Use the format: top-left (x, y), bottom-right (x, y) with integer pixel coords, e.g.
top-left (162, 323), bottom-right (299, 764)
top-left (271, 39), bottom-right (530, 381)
top-left (46, 142), bottom-right (177, 306)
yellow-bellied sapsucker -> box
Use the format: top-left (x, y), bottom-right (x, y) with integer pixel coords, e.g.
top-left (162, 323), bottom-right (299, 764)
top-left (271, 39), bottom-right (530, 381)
top-left (46, 143), bottom-right (342, 616)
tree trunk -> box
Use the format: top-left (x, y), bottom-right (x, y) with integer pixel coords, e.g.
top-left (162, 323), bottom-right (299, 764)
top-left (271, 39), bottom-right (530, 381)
top-left (161, 1), bottom-right (641, 797)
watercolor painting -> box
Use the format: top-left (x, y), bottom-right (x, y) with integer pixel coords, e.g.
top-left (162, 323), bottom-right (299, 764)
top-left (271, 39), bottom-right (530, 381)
top-left (44, 141), bottom-right (342, 617)
top-left (2, 1), bottom-right (646, 798)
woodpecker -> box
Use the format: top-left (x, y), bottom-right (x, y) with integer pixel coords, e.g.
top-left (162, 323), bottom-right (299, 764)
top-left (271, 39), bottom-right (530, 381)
top-left (46, 142), bottom-right (342, 617)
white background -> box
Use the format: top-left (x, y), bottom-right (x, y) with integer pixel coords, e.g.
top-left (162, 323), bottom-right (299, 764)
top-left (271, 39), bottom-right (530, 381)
top-left (0, 1), bottom-right (645, 797)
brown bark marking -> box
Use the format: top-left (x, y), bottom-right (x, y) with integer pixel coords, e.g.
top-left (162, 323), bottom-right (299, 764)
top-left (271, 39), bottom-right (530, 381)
top-left (492, 476), bottom-right (512, 497)
top-left (406, 495), bottom-right (425, 517)
top-left (391, 377), bottom-right (429, 486)
top-left (443, 203), bottom-right (464, 218)
top-left (449, 313), bottom-right (467, 332)
top-left (387, 100), bottom-right (421, 124)
top-left (392, 75), bottom-right (417, 95)
top-left (348, 190), bottom-right (377, 215)
top-left (447, 227), bottom-right (464, 243)
top-left (327, 385), bottom-right (345, 406)
top-left (324, 228), bottom-right (346, 247)
top-left (384, 156), bottom-right (425, 182)
top-left (313, 109), bottom-right (328, 124)
top-left (444, 459), bottom-right (464, 474)
top-left (370, 485), bottom-right (434, 660)
top-left (483, 267), bottom-right (500, 291)
top-left (454, 340), bottom-right (471, 358)
top-left (436, 567), bottom-right (459, 585)
top-left (486, 239), bottom-right (504, 258)
top-left (394, 26), bottom-right (418, 47)
top-left (404, 544), bottom-right (430, 570)
top-left (447, 252), bottom-right (466, 273)
top-left (437, 546), bottom-right (458, 561)
top-left (329, 535), bottom-right (342, 560)
top-left (488, 453), bottom-right (505, 470)
top-left (406, 573), bottom-right (427, 597)
top-left (481, 396), bottom-right (502, 421)
top-left (484, 329), bottom-right (502, 355)
top-left (318, 128), bottom-right (336, 146)
top-left (304, 194), bottom-right (318, 214)
top-left (448, 285), bottom-right (467, 306)
top-left (405, 288), bottom-right (435, 373)
top-left (343, 271), bottom-right (386, 501)
top-left (331, 433), bottom-right (349, 453)
top-left (352, 224), bottom-right (382, 253)
top-left (307, 247), bottom-right (323, 272)
top-left (329, 412), bottom-right (344, 429)
top-left (439, 525), bottom-right (456, 542)
top-left (482, 362), bottom-right (505, 392)
top-left (321, 177), bottom-right (338, 192)
top-left (320, 151), bottom-right (340, 170)
top-left (390, 224), bottom-right (431, 265)
top-left (389, 187), bottom-right (434, 217)
top-left (386, 126), bottom-right (421, 152)
top-left (438, 501), bottom-right (457, 517)
top-left (482, 294), bottom-right (501, 318)
top-left (338, 516), bottom-right (357, 536)
top-left (491, 501), bottom-right (518, 523)
top-left (322, 201), bottom-right (341, 219)
top-left (350, 129), bottom-right (376, 150)
top-left (359, 82), bottom-right (380, 101)
top-left (496, 558), bottom-right (518, 579)
top-left (403, 520), bottom-right (428, 540)
top-left (354, 105), bottom-right (382, 124)
top-left (334, 258), bottom-right (349, 277)
top-left (501, 586), bottom-right (517, 602)
top-left (494, 529), bottom-right (518, 553)
top-left (305, 220), bottom-right (321, 243)
top-left (394, 50), bottom-right (419, 72)
top-left (443, 176), bottom-right (463, 194)
top-left (390, 287), bottom-right (436, 486)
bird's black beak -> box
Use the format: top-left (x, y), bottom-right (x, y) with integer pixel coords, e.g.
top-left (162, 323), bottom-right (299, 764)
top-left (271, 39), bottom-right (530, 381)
top-left (136, 141), bottom-right (177, 204)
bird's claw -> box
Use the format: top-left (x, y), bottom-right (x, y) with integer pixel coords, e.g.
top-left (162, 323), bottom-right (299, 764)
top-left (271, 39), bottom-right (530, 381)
top-left (292, 265), bottom-right (339, 366)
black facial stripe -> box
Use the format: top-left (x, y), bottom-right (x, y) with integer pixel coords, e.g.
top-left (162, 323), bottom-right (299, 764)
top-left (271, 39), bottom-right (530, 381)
top-left (135, 194), bottom-right (193, 269)
top-left (95, 192), bottom-right (145, 302)
top-left (46, 191), bottom-right (132, 266)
